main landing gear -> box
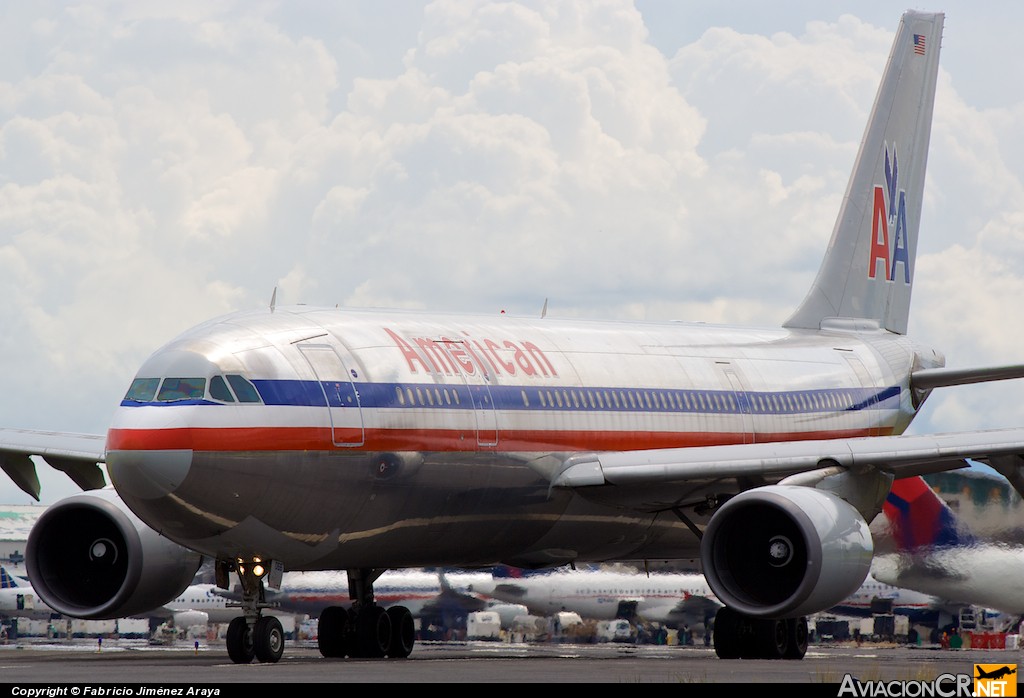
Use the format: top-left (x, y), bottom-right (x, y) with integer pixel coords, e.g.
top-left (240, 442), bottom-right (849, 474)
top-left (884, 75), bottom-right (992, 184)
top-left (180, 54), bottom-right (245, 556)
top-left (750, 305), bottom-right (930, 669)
top-left (712, 607), bottom-right (808, 660)
top-left (317, 568), bottom-right (416, 660)
top-left (223, 559), bottom-right (286, 664)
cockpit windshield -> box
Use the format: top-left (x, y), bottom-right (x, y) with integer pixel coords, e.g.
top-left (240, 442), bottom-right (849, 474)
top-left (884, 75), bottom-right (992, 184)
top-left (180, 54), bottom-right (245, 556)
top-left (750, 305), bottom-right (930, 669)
top-left (123, 374), bottom-right (263, 404)
top-left (158, 378), bottom-right (206, 402)
top-left (124, 378), bottom-right (159, 402)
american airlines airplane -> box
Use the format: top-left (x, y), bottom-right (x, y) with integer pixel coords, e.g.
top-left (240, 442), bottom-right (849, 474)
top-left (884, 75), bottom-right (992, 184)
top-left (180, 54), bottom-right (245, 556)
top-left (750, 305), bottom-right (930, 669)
top-left (5, 9), bottom-right (1024, 665)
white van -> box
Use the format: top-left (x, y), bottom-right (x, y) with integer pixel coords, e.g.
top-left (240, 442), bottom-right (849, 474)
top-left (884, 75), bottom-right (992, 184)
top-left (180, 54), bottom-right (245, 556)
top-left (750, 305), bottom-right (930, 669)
top-left (466, 611), bottom-right (502, 640)
top-left (595, 619), bottom-right (634, 643)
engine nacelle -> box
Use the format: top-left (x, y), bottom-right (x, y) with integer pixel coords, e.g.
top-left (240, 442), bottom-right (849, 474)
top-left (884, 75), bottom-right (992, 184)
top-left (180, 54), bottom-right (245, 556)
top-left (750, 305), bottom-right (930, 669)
top-left (26, 488), bottom-right (203, 619)
top-left (700, 485), bottom-right (872, 618)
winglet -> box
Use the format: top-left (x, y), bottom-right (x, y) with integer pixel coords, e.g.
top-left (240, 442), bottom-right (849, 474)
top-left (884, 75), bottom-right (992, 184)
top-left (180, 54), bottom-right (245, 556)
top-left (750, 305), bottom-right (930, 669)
top-left (785, 11), bottom-right (943, 334)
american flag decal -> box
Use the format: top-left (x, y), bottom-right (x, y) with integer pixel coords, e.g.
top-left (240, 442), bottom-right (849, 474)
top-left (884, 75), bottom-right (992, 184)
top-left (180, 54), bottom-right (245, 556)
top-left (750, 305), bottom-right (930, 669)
top-left (913, 34), bottom-right (926, 56)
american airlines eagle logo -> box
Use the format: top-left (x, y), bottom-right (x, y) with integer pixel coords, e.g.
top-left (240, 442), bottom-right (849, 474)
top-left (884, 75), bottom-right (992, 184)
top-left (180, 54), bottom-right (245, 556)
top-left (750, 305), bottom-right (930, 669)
top-left (868, 144), bottom-right (911, 284)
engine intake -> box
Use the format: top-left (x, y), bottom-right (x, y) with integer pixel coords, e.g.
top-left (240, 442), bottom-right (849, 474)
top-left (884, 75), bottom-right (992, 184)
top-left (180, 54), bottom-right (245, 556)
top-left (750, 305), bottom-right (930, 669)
top-left (700, 485), bottom-right (872, 618)
top-left (26, 488), bottom-right (202, 619)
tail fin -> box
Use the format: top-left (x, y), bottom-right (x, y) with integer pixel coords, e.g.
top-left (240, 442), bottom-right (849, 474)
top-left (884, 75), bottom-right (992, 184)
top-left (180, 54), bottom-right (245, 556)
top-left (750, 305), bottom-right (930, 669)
top-left (882, 476), bottom-right (977, 551)
top-left (784, 11), bottom-right (943, 335)
top-left (0, 566), bottom-right (22, 589)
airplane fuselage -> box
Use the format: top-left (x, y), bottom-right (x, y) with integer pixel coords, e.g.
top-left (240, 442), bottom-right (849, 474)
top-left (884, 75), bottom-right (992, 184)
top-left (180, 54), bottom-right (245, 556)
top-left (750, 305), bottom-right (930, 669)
top-left (474, 570), bottom-right (720, 626)
top-left (104, 306), bottom-right (936, 572)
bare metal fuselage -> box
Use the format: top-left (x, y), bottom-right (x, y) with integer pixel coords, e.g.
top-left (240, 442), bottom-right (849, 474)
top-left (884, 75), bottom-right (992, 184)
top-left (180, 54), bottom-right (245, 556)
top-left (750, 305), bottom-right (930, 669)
top-left (104, 306), bottom-right (932, 571)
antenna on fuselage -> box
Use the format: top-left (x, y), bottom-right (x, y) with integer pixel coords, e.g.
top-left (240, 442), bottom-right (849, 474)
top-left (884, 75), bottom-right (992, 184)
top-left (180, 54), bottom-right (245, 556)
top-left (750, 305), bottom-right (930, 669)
top-left (541, 298), bottom-right (548, 319)
top-left (270, 287), bottom-right (277, 313)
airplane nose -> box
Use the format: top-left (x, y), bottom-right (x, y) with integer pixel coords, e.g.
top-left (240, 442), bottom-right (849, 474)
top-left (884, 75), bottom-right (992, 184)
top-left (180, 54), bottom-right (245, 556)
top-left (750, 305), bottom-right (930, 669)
top-left (106, 448), bottom-right (193, 500)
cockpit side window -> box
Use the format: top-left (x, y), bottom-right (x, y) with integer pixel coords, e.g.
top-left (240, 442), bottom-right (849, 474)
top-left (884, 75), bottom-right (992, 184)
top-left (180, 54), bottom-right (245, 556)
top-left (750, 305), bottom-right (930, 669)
top-left (209, 375), bottom-right (235, 402)
top-left (124, 378), bottom-right (160, 402)
top-left (226, 374), bottom-right (262, 403)
top-left (157, 378), bottom-right (206, 402)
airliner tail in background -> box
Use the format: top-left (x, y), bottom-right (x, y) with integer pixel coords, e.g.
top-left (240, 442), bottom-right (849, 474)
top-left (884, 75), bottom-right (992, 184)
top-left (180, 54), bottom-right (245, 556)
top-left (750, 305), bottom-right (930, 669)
top-left (873, 476), bottom-right (1024, 616)
top-left (881, 476), bottom-right (977, 552)
top-left (0, 566), bottom-right (24, 590)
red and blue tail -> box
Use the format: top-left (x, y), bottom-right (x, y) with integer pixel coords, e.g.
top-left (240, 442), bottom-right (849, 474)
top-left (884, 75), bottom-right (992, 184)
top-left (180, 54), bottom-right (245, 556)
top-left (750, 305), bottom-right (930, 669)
top-left (882, 476), bottom-right (977, 551)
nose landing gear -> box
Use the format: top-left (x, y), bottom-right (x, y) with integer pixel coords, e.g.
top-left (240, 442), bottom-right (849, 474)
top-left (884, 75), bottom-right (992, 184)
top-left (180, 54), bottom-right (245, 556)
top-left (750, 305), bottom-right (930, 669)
top-left (222, 558), bottom-right (285, 664)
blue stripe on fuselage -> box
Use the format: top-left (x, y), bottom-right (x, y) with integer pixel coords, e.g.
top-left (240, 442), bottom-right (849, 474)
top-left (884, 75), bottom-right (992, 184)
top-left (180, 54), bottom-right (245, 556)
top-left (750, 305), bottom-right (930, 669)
top-left (121, 379), bottom-right (902, 416)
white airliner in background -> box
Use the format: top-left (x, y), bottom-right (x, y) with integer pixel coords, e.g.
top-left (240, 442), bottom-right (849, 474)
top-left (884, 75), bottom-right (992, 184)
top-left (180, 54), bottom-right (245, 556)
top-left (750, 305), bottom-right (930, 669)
top-left (828, 572), bottom-right (957, 630)
top-left (0, 566), bottom-right (56, 621)
top-left (467, 567), bottom-right (721, 632)
top-left (467, 564), bottom-right (960, 638)
top-left (6, 10), bottom-right (1024, 666)
top-left (157, 583), bottom-right (248, 630)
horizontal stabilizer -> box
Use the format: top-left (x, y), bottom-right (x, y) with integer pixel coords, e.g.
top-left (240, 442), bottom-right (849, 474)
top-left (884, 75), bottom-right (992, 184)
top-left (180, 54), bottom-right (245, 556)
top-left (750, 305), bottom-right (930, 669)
top-left (911, 364), bottom-right (1024, 390)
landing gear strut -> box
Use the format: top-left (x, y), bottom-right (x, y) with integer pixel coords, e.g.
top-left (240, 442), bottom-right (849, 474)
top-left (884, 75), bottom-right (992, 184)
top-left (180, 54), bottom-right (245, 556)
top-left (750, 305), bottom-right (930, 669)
top-left (712, 606), bottom-right (808, 660)
top-left (317, 568), bottom-right (416, 659)
top-left (223, 559), bottom-right (285, 664)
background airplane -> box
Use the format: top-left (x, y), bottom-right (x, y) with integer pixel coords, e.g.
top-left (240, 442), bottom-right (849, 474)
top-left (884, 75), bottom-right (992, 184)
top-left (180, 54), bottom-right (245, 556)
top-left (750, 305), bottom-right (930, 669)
top-left (157, 582), bottom-right (247, 631)
top-left (827, 571), bottom-right (962, 631)
top-left (870, 476), bottom-right (1024, 619)
top-left (0, 565), bottom-right (57, 621)
top-left (466, 562), bottom-right (967, 644)
top-left (217, 569), bottom-right (492, 638)
top-left (467, 566), bottom-right (721, 636)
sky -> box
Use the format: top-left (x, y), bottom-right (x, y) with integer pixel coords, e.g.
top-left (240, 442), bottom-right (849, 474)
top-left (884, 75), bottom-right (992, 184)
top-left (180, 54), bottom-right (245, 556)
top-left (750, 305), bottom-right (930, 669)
top-left (2, 1), bottom-right (1024, 505)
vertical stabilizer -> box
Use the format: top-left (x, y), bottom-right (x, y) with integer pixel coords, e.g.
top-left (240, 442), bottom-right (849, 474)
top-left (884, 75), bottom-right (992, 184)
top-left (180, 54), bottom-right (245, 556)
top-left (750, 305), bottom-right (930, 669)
top-left (882, 476), bottom-right (976, 552)
top-left (0, 566), bottom-right (22, 589)
top-left (784, 11), bottom-right (943, 334)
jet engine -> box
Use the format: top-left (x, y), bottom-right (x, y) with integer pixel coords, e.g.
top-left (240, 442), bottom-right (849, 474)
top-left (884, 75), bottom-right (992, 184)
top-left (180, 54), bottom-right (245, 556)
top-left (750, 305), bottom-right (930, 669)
top-left (700, 485), bottom-right (872, 618)
top-left (26, 488), bottom-right (202, 619)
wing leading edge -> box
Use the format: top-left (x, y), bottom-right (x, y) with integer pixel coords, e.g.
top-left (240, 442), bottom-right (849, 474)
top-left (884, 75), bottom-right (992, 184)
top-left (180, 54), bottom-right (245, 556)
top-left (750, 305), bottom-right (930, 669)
top-left (552, 427), bottom-right (1024, 512)
top-left (0, 428), bottom-right (106, 501)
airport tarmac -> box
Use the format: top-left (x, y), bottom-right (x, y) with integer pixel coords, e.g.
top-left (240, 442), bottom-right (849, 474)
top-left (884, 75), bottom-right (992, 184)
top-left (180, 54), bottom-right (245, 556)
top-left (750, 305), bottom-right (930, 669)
top-left (0, 639), bottom-right (1019, 685)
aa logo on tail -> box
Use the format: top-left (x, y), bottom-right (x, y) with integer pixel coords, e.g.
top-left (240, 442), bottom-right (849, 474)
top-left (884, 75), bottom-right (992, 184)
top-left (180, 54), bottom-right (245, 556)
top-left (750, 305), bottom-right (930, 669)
top-left (869, 144), bottom-right (911, 284)
top-left (974, 664), bottom-right (1017, 697)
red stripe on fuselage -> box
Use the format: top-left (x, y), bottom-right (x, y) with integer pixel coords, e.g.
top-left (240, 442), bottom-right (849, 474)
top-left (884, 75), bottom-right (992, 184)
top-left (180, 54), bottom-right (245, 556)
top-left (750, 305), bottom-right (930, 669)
top-left (106, 426), bottom-right (894, 453)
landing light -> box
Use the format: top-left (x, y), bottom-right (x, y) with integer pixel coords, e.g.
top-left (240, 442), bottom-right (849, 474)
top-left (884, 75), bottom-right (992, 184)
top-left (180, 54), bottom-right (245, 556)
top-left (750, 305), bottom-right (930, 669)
top-left (235, 557), bottom-right (269, 579)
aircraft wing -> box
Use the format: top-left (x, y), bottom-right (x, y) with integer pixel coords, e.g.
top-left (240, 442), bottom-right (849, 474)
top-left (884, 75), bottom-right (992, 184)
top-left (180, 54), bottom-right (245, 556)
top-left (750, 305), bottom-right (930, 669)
top-left (0, 428), bottom-right (107, 501)
top-left (550, 427), bottom-right (1024, 511)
